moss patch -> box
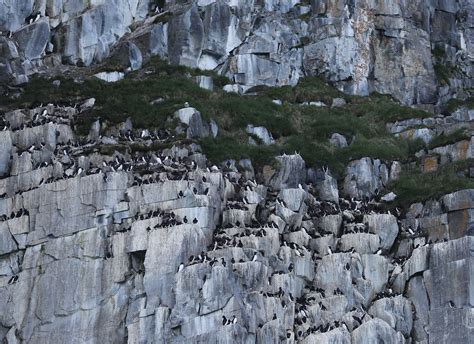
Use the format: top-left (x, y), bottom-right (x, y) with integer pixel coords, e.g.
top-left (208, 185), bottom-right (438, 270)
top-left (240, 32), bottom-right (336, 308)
top-left (390, 160), bottom-right (474, 209)
top-left (1, 57), bottom-right (433, 183)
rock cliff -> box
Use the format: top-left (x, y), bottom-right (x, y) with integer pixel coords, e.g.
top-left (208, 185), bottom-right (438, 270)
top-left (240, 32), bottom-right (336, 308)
top-left (0, 1), bottom-right (473, 344)
top-left (0, 0), bottom-right (473, 108)
top-left (0, 98), bottom-right (472, 343)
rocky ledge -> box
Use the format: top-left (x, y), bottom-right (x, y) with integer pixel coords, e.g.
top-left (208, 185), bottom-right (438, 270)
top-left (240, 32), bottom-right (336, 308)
top-left (0, 0), bottom-right (473, 109)
top-left (0, 102), bottom-right (472, 343)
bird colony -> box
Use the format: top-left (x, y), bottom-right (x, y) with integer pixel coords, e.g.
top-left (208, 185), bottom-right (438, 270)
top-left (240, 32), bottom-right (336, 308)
top-left (0, 101), bottom-right (472, 344)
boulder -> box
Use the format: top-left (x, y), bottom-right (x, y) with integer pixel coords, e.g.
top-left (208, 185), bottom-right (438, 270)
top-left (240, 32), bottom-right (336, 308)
top-left (300, 328), bottom-right (350, 344)
top-left (196, 75), bottom-right (214, 91)
top-left (442, 189), bottom-right (474, 212)
top-left (174, 107), bottom-right (210, 139)
top-left (246, 125), bottom-right (275, 145)
top-left (308, 168), bottom-right (339, 203)
top-left (329, 133), bottom-right (348, 148)
top-left (352, 319), bottom-right (405, 344)
top-left (343, 158), bottom-right (389, 199)
top-left (94, 72), bottom-right (124, 83)
top-left (364, 214), bottom-right (399, 251)
top-left (268, 154), bottom-right (306, 190)
top-left (368, 296), bottom-right (413, 336)
top-left (116, 42), bottom-right (143, 71)
top-left (13, 19), bottom-right (50, 60)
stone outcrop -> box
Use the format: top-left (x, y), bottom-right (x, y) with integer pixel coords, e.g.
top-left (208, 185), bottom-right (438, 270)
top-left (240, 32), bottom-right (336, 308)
top-left (343, 157), bottom-right (390, 199)
top-left (0, 103), bottom-right (472, 343)
top-left (0, 0), bottom-right (472, 107)
top-left (0, 1), bottom-right (473, 343)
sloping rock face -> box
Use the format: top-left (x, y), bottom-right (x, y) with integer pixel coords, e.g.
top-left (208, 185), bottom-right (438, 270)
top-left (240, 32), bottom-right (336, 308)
top-left (0, 0), bottom-right (472, 106)
top-left (0, 104), bottom-right (472, 343)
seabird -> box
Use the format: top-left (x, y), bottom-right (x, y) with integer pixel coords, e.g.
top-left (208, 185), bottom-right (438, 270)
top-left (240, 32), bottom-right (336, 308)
top-left (193, 218), bottom-right (198, 224)
top-left (183, 216), bottom-right (188, 223)
top-left (252, 252), bottom-right (258, 261)
top-left (178, 263), bottom-right (184, 272)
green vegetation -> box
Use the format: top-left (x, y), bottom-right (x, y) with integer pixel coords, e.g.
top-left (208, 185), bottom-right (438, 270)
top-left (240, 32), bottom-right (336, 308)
top-left (428, 129), bottom-right (471, 149)
top-left (434, 64), bottom-right (452, 85)
top-left (255, 76), bottom-right (346, 105)
top-left (431, 46), bottom-right (446, 59)
top-left (5, 56), bottom-right (462, 204)
top-left (390, 160), bottom-right (474, 209)
top-left (445, 97), bottom-right (474, 113)
top-left (1, 57), bottom-right (431, 175)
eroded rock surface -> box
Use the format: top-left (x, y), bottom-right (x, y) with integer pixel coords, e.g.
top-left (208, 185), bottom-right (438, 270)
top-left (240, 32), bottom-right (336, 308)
top-left (0, 0), bottom-right (472, 107)
top-left (0, 103), bottom-right (472, 343)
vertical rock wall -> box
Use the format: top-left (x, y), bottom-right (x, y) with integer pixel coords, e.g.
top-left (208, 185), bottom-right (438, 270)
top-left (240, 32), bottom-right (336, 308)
top-left (0, 0), bottom-right (472, 106)
top-left (0, 104), bottom-right (472, 343)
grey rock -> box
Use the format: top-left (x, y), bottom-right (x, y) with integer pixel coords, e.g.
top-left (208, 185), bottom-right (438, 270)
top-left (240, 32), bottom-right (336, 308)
top-left (381, 192), bottom-right (397, 202)
top-left (0, 0), bottom-right (34, 31)
top-left (149, 22), bottom-right (168, 58)
top-left (364, 214), bottom-right (399, 251)
top-left (308, 168), bottom-right (339, 203)
top-left (122, 42), bottom-right (143, 71)
top-left (329, 133), bottom-right (348, 148)
top-left (174, 107), bottom-right (210, 139)
top-left (301, 328), bottom-right (350, 344)
top-left (396, 127), bottom-right (435, 144)
top-left (269, 154), bottom-right (306, 190)
top-left (332, 98), bottom-right (346, 107)
top-left (442, 189), bottom-right (474, 212)
top-left (316, 215), bottom-right (342, 236)
top-left (343, 158), bottom-right (389, 199)
top-left (339, 233), bottom-right (380, 255)
top-left (246, 125), bottom-right (275, 145)
top-left (210, 119), bottom-right (219, 138)
top-left (0, 222), bottom-right (17, 255)
top-left (0, 131), bottom-right (12, 177)
top-left (407, 276), bottom-right (429, 341)
top-left (352, 318), bottom-right (405, 344)
top-left (368, 296), bottom-right (413, 336)
top-left (80, 98), bottom-right (95, 111)
top-left (390, 161), bottom-right (402, 181)
top-left (94, 71), bottom-right (124, 83)
top-left (168, 5), bottom-right (203, 68)
top-left (13, 19), bottom-right (50, 60)
top-left (87, 119), bottom-right (101, 141)
top-left (196, 75), bottom-right (214, 91)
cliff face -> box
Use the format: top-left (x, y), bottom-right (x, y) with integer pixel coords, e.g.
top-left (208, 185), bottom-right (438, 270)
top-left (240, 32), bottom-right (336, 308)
top-left (0, 0), bottom-right (473, 107)
top-left (0, 101), bottom-right (473, 343)
top-left (0, 1), bottom-right (474, 344)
